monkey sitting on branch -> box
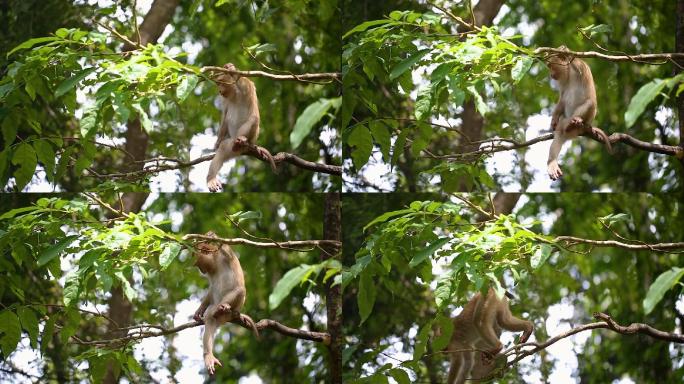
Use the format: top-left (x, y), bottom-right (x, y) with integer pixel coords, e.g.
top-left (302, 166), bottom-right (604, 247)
top-left (207, 63), bottom-right (277, 192)
top-left (192, 231), bottom-right (259, 375)
top-left (544, 46), bottom-right (612, 181)
top-left (446, 288), bottom-right (533, 384)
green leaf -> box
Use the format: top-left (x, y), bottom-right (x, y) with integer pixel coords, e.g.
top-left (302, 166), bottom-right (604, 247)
top-left (389, 49), bottom-right (430, 80)
top-left (625, 79), bottom-right (666, 128)
top-left (409, 237), bottom-right (450, 267)
top-left (11, 143), bottom-right (37, 190)
top-left (413, 322), bottom-right (431, 359)
top-left (643, 267), bottom-right (684, 314)
top-left (159, 242), bottom-right (181, 270)
top-left (63, 270), bottom-right (81, 306)
top-left (115, 272), bottom-right (137, 301)
top-left (0, 310), bottom-right (21, 357)
top-left (41, 315), bottom-right (55, 355)
top-left (38, 235), bottom-right (79, 267)
top-left (363, 208), bottom-right (413, 231)
top-left (347, 124), bottom-right (373, 169)
top-left (600, 213), bottom-right (631, 226)
top-left (291, 98), bottom-right (339, 149)
top-left (2, 115), bottom-right (18, 149)
top-left (33, 140), bottom-right (56, 181)
top-left (432, 314), bottom-right (453, 351)
top-left (176, 74), bottom-right (199, 102)
top-left (511, 56), bottom-right (534, 83)
top-left (7, 36), bottom-right (60, 57)
top-left (369, 121), bottom-right (391, 162)
top-left (0, 205), bottom-right (39, 220)
top-left (358, 271), bottom-right (376, 324)
top-left (413, 86), bottom-right (432, 120)
top-left (17, 307), bottom-right (39, 348)
top-left (55, 68), bottom-right (96, 97)
top-left (80, 107), bottom-right (99, 138)
top-left (467, 85), bottom-right (489, 115)
top-left (343, 19), bottom-right (396, 39)
top-left (388, 369), bottom-right (411, 384)
top-left (269, 264), bottom-right (313, 310)
top-left (530, 244), bottom-right (553, 269)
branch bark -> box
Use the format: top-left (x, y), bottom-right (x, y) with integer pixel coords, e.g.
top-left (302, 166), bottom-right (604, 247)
top-left (182, 233), bottom-right (341, 251)
top-left (553, 236), bottom-right (684, 251)
top-left (534, 47), bottom-right (684, 63)
top-left (432, 129), bottom-right (684, 159)
top-left (202, 65), bottom-right (340, 82)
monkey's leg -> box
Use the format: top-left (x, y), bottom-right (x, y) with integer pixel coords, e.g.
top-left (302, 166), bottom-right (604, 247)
top-left (547, 130), bottom-right (567, 181)
top-left (202, 316), bottom-right (223, 375)
top-left (207, 138), bottom-right (238, 192)
top-left (213, 287), bottom-right (246, 319)
top-left (447, 351), bottom-right (474, 384)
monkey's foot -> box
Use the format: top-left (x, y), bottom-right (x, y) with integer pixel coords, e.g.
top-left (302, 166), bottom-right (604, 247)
top-left (204, 354), bottom-right (222, 375)
top-left (547, 162), bottom-right (563, 180)
top-left (568, 117), bottom-right (584, 129)
top-left (207, 178), bottom-right (223, 192)
top-left (213, 303), bottom-right (233, 318)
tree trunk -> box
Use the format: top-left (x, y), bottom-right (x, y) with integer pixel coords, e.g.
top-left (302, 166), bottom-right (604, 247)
top-left (322, 193), bottom-right (342, 384)
top-left (102, 1), bottom-right (179, 383)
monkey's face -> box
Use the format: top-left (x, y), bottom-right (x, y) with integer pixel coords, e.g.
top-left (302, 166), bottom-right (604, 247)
top-left (546, 57), bottom-right (569, 81)
top-left (194, 242), bottom-right (219, 273)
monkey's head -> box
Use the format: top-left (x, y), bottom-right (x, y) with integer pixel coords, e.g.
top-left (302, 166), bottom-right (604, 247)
top-left (545, 45), bottom-right (573, 81)
top-left (215, 63), bottom-right (239, 97)
top-left (193, 231), bottom-right (220, 274)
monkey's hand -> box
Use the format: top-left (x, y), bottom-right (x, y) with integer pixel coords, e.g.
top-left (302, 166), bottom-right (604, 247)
top-left (204, 354), bottom-right (222, 375)
top-left (547, 160), bottom-right (563, 180)
top-left (569, 116), bottom-right (584, 129)
top-left (193, 307), bottom-right (206, 323)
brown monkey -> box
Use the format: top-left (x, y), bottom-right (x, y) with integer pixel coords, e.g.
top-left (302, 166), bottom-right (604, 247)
top-left (193, 231), bottom-right (258, 375)
top-left (546, 47), bottom-right (612, 181)
top-left (207, 63), bottom-right (276, 192)
top-left (446, 289), bottom-right (533, 384)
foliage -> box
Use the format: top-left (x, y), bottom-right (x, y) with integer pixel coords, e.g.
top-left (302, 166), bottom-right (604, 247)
top-left (0, 194), bottom-right (337, 382)
top-left (342, 193), bottom-right (684, 383)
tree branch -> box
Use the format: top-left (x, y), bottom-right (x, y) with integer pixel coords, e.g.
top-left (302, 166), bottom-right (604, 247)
top-left (202, 65), bottom-right (340, 82)
top-left (506, 312), bottom-right (684, 366)
top-left (182, 233), bottom-right (342, 252)
top-left (432, 129), bottom-right (684, 159)
top-left (88, 145), bottom-right (341, 180)
top-left (71, 315), bottom-right (329, 347)
top-left (534, 47), bottom-right (684, 63)
top-left (553, 236), bottom-right (684, 251)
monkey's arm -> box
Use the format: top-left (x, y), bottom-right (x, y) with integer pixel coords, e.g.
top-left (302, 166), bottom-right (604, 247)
top-left (551, 99), bottom-right (564, 130)
top-left (215, 118), bottom-right (230, 150)
top-left (194, 294), bottom-right (211, 321)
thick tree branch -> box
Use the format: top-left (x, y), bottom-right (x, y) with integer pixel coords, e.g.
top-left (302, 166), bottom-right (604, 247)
top-left (70, 315), bottom-right (329, 347)
top-left (506, 312), bottom-right (684, 367)
top-left (432, 129), bottom-right (684, 159)
top-left (88, 144), bottom-right (341, 180)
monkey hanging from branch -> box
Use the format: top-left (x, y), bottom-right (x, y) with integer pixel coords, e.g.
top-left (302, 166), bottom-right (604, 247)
top-left (446, 288), bottom-right (533, 384)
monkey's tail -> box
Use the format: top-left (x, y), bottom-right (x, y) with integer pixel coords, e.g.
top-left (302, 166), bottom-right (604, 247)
top-left (240, 313), bottom-right (260, 339)
top-left (592, 127), bottom-right (613, 154)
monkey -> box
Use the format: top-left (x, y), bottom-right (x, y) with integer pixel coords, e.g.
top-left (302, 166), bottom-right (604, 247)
top-left (192, 231), bottom-right (259, 375)
top-left (207, 63), bottom-right (276, 192)
top-left (545, 46), bottom-right (612, 181)
top-left (446, 288), bottom-right (533, 384)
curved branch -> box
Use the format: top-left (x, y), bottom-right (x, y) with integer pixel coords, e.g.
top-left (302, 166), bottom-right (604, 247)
top-left (534, 47), bottom-right (684, 63)
top-left (433, 129), bottom-right (684, 159)
top-left (73, 315), bottom-right (329, 347)
top-left (553, 236), bottom-right (684, 251)
top-left (255, 319), bottom-right (330, 344)
top-left (202, 65), bottom-right (341, 82)
top-left (89, 146), bottom-right (341, 180)
top-left (182, 233), bottom-right (342, 251)
top-left (506, 312), bottom-right (684, 366)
